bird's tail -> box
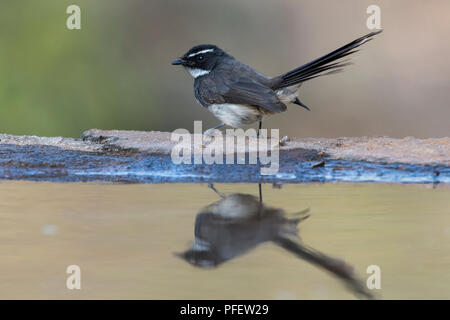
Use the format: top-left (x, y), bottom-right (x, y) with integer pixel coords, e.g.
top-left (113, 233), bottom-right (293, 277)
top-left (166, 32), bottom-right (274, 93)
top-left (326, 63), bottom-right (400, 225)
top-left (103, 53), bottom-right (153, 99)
top-left (271, 30), bottom-right (382, 90)
top-left (273, 236), bottom-right (375, 299)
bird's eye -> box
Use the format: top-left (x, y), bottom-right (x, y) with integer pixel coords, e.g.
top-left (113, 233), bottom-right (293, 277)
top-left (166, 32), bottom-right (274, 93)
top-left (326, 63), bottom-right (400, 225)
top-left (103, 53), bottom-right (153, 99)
top-left (197, 55), bottom-right (204, 61)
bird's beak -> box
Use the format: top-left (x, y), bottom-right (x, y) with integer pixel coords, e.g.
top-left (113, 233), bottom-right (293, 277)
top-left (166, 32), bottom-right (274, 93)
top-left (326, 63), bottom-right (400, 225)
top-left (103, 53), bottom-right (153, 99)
top-left (171, 59), bottom-right (184, 66)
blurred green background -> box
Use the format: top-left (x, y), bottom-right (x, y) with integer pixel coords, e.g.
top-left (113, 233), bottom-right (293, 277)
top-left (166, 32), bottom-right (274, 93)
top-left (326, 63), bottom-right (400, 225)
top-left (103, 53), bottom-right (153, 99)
top-left (1, 0), bottom-right (449, 138)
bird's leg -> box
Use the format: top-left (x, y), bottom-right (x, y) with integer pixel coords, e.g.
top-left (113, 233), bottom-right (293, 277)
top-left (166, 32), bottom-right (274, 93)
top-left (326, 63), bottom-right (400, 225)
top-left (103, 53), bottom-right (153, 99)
top-left (208, 183), bottom-right (225, 198)
top-left (204, 123), bottom-right (225, 136)
top-left (254, 119), bottom-right (266, 139)
top-left (256, 120), bottom-right (262, 183)
top-left (258, 183), bottom-right (263, 218)
top-left (259, 183), bottom-right (262, 204)
top-left (257, 120), bottom-right (262, 139)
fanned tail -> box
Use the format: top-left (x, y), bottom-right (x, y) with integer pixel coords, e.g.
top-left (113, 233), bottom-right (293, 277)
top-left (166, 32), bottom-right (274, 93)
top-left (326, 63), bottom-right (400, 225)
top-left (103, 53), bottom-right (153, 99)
top-left (272, 30), bottom-right (382, 90)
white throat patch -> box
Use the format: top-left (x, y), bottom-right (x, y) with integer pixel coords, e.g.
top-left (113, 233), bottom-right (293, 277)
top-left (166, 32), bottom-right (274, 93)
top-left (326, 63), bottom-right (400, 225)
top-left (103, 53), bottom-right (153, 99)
top-left (186, 67), bottom-right (210, 78)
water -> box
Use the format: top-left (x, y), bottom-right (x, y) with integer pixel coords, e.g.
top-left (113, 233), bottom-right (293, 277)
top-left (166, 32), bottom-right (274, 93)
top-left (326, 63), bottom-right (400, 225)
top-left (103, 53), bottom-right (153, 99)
top-left (1, 181), bottom-right (449, 299)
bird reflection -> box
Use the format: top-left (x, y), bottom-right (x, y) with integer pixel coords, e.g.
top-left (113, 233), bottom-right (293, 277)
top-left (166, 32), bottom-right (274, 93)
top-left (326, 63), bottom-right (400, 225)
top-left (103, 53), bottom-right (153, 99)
top-left (176, 183), bottom-right (373, 299)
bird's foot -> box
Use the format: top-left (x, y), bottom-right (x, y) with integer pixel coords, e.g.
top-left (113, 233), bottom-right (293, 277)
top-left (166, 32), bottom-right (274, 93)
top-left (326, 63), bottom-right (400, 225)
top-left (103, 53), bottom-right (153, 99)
top-left (203, 128), bottom-right (220, 136)
top-left (279, 136), bottom-right (290, 146)
top-left (254, 132), bottom-right (266, 139)
top-left (203, 123), bottom-right (225, 136)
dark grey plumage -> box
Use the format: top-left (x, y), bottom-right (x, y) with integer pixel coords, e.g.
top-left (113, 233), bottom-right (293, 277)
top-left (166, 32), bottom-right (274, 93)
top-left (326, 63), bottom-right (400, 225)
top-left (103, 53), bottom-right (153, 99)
top-left (172, 30), bottom-right (382, 129)
top-left (175, 184), bottom-right (374, 299)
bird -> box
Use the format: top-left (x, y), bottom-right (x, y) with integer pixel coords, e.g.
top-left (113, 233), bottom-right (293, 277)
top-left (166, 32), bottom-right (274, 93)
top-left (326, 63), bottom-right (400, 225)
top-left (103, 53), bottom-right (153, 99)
top-left (172, 30), bottom-right (382, 134)
top-left (175, 183), bottom-right (374, 299)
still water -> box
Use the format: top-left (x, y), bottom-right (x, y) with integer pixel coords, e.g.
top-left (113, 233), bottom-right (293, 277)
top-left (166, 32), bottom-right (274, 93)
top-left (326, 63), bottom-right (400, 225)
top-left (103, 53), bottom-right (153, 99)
top-left (0, 181), bottom-right (449, 299)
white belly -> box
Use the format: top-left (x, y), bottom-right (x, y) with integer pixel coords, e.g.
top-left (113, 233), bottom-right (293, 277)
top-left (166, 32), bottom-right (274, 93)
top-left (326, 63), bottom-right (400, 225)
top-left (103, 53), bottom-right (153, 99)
top-left (207, 104), bottom-right (262, 128)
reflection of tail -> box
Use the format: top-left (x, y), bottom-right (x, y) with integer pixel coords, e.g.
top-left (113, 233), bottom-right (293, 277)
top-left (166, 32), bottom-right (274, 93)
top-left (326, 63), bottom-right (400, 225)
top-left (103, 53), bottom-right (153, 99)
top-left (272, 30), bottom-right (383, 90)
top-left (273, 236), bottom-right (374, 299)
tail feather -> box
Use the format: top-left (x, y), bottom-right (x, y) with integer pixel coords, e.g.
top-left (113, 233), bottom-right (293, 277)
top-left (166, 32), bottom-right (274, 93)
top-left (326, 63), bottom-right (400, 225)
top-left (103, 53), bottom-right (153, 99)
top-left (293, 97), bottom-right (310, 111)
top-left (272, 30), bottom-right (382, 90)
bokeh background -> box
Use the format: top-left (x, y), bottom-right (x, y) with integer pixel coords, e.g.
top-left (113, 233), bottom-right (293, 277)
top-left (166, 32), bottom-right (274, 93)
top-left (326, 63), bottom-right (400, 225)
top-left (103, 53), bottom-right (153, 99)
top-left (1, 0), bottom-right (449, 138)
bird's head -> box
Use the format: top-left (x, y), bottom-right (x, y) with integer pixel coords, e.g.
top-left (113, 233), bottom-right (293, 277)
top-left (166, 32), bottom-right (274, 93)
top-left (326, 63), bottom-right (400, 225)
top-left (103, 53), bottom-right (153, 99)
top-left (172, 44), bottom-right (226, 78)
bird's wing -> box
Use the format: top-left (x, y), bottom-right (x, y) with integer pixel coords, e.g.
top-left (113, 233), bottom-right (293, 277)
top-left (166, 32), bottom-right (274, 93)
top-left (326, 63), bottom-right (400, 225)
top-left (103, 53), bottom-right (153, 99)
top-left (220, 79), bottom-right (287, 114)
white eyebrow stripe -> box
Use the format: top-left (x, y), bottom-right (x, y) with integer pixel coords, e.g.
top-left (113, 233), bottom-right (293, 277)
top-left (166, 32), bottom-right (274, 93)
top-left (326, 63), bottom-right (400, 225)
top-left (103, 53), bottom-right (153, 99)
top-left (187, 49), bottom-right (214, 58)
